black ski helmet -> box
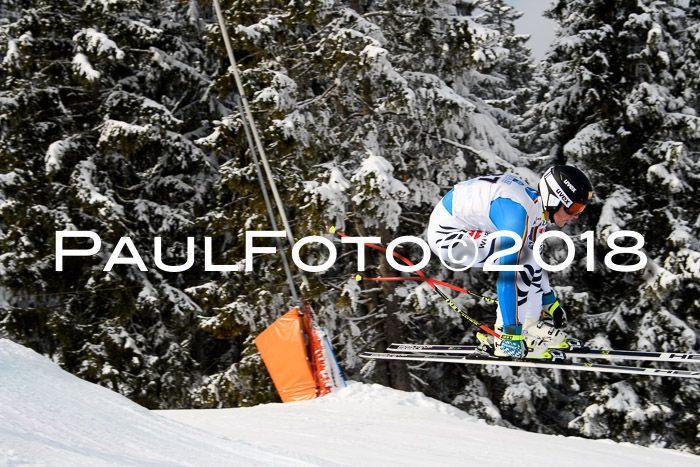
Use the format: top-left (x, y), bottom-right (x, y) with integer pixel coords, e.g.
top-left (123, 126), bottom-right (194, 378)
top-left (539, 165), bottom-right (593, 216)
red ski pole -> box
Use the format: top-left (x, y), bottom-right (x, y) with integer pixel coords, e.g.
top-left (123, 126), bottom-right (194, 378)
top-left (328, 227), bottom-right (501, 339)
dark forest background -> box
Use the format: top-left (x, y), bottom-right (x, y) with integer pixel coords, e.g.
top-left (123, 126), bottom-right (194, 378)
top-left (1, 0), bottom-right (698, 452)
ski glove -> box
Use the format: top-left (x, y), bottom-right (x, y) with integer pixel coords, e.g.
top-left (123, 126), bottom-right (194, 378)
top-left (499, 325), bottom-right (526, 359)
top-left (542, 291), bottom-right (567, 328)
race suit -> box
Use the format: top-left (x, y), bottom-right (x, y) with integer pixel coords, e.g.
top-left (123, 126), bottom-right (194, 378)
top-left (427, 174), bottom-right (550, 328)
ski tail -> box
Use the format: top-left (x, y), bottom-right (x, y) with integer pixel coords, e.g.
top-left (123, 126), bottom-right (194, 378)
top-left (362, 351), bottom-right (700, 379)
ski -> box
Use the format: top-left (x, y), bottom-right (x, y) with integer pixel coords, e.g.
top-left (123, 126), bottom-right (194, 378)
top-left (387, 343), bottom-right (700, 364)
top-left (361, 352), bottom-right (700, 379)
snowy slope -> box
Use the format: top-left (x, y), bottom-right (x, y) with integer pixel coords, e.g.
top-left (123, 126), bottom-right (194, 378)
top-left (1, 338), bottom-right (699, 467)
top-left (161, 383), bottom-right (700, 467)
top-left (0, 339), bottom-right (317, 466)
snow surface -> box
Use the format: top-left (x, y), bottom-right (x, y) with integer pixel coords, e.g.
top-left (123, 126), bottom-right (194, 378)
top-left (2, 338), bottom-right (699, 467)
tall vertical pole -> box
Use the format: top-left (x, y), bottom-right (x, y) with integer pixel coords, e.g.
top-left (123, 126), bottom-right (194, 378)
top-left (234, 95), bottom-right (299, 302)
top-left (212, 0), bottom-right (310, 293)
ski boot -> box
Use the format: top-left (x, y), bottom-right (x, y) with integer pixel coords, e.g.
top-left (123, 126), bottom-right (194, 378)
top-left (522, 317), bottom-right (586, 351)
top-left (479, 328), bottom-right (566, 361)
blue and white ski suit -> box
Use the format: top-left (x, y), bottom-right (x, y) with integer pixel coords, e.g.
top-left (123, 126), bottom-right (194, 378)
top-left (427, 174), bottom-right (550, 328)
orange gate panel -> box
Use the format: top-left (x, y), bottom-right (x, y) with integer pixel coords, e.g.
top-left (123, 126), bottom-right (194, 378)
top-left (254, 308), bottom-right (317, 402)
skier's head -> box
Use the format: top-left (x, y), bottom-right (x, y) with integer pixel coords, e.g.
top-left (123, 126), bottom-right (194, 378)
top-left (539, 165), bottom-right (593, 217)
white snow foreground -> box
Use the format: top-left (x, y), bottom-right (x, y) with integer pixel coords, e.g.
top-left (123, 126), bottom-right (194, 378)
top-left (1, 339), bottom-right (698, 467)
top-left (0, 339), bottom-right (313, 466)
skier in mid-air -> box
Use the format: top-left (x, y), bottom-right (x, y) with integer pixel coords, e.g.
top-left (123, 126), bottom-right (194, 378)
top-left (426, 166), bottom-right (593, 359)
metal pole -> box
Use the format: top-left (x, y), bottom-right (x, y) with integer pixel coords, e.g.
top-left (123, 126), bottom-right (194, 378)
top-left (212, 0), bottom-right (310, 291)
top-left (234, 95), bottom-right (299, 302)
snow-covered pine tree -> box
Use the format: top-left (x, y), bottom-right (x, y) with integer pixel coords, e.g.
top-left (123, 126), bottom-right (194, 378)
top-left (0, 0), bottom-right (223, 408)
top-left (521, 0), bottom-right (700, 452)
top-left (471, 0), bottom-right (534, 125)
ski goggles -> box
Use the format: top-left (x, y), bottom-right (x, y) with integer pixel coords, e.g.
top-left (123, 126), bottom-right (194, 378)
top-left (564, 201), bottom-right (587, 216)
